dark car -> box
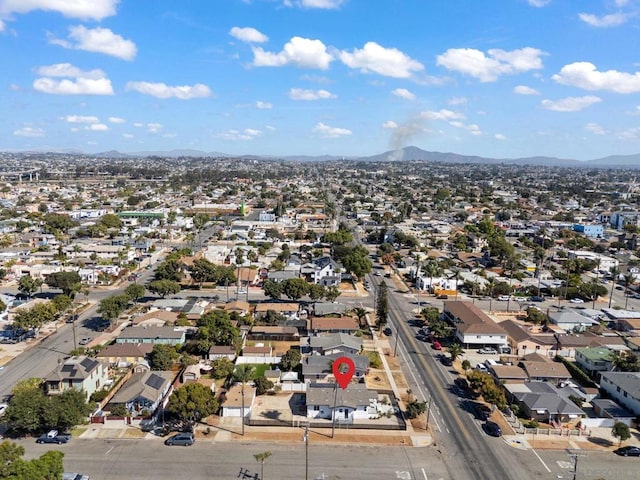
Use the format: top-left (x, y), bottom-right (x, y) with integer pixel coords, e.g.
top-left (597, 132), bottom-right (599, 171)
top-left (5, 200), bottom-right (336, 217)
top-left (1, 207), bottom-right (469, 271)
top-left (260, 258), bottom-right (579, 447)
top-left (164, 432), bottom-right (194, 446)
top-left (440, 355), bottom-right (453, 366)
top-left (383, 327), bottom-right (393, 336)
top-left (530, 295), bottom-right (545, 302)
top-left (614, 446), bottom-right (640, 457)
top-left (482, 420), bottom-right (502, 437)
top-left (474, 403), bottom-right (492, 421)
top-left (36, 430), bottom-right (71, 444)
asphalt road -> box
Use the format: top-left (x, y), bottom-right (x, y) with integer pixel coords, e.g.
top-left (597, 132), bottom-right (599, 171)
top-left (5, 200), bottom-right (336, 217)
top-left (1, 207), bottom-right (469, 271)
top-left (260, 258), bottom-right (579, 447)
top-left (20, 438), bottom-right (453, 480)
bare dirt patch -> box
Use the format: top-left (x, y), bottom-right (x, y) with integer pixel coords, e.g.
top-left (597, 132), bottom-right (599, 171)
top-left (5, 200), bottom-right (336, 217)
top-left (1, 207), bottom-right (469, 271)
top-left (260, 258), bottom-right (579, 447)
top-left (365, 369), bottom-right (392, 390)
top-left (123, 428), bottom-right (147, 438)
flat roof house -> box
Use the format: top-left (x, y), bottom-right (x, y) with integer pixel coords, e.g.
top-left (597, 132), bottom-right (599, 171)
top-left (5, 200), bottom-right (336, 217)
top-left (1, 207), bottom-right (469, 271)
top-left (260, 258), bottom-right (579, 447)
top-left (115, 326), bottom-right (186, 346)
top-left (599, 372), bottom-right (640, 416)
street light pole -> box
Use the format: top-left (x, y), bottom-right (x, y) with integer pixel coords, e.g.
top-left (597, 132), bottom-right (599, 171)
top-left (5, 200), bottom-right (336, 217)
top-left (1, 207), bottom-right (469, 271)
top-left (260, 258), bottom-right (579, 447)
top-left (303, 425), bottom-right (309, 480)
top-left (425, 396), bottom-right (433, 428)
top-left (331, 383), bottom-right (338, 438)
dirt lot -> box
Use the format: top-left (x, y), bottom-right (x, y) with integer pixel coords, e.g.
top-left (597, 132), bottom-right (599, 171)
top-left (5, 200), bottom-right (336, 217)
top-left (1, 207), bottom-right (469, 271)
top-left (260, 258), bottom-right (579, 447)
top-left (365, 368), bottom-right (392, 390)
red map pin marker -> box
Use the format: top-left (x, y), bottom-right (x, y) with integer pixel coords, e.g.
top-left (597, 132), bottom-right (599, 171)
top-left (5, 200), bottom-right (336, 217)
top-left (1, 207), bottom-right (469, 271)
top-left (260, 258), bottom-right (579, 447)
top-left (332, 356), bottom-right (355, 390)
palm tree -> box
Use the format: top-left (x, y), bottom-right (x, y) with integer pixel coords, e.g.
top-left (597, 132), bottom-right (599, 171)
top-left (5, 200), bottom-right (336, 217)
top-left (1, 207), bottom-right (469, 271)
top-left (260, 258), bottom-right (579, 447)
top-left (608, 266), bottom-right (621, 308)
top-left (353, 307), bottom-right (367, 327)
top-left (623, 272), bottom-right (636, 310)
top-left (448, 343), bottom-right (464, 362)
top-left (423, 259), bottom-right (443, 294)
top-left (254, 451), bottom-right (272, 480)
top-left (233, 364), bottom-right (255, 436)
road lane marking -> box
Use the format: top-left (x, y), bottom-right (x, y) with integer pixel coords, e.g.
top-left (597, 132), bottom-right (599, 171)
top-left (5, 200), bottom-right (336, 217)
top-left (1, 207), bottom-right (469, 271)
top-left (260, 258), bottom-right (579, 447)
top-left (421, 467), bottom-right (428, 480)
top-left (105, 446), bottom-right (114, 455)
top-left (531, 448), bottom-right (551, 472)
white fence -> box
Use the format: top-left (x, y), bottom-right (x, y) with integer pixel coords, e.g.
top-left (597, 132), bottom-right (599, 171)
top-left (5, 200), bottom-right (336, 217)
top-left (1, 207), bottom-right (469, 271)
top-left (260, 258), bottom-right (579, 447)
top-left (580, 417), bottom-right (633, 428)
top-left (279, 383), bottom-right (307, 392)
top-left (235, 356), bottom-right (281, 364)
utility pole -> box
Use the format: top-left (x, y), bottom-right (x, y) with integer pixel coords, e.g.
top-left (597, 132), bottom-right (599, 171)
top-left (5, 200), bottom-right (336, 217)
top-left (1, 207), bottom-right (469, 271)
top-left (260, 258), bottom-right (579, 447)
top-left (393, 328), bottom-right (400, 357)
top-left (425, 396), bottom-right (433, 428)
top-left (331, 383), bottom-right (338, 438)
top-left (567, 451), bottom-right (585, 480)
top-left (303, 425), bottom-right (309, 480)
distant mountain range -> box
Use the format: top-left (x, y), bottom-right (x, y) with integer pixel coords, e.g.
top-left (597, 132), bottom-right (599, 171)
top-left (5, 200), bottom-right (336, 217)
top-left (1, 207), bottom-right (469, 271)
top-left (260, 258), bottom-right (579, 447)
top-left (8, 146), bottom-right (640, 168)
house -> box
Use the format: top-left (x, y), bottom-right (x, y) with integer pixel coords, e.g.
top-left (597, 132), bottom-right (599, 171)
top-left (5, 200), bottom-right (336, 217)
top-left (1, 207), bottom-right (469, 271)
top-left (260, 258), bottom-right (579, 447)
top-left (115, 326), bottom-right (186, 346)
top-left (223, 300), bottom-right (251, 316)
top-left (302, 256), bottom-right (341, 286)
top-left (313, 302), bottom-right (349, 317)
top-left (442, 301), bottom-right (508, 348)
top-left (302, 353), bottom-right (369, 382)
top-left (208, 345), bottom-right (237, 361)
top-left (254, 302), bottom-right (301, 320)
top-left (300, 333), bottom-right (363, 356)
top-left (221, 384), bottom-right (257, 417)
top-left (44, 356), bottom-right (109, 400)
top-left (548, 310), bottom-right (599, 333)
top-left (599, 372), bottom-right (640, 416)
top-left (248, 325), bottom-right (300, 342)
top-left (107, 370), bottom-right (174, 415)
top-left (591, 398), bottom-right (635, 422)
top-left (307, 316), bottom-right (359, 336)
top-left (182, 364), bottom-right (201, 382)
top-left (489, 365), bottom-right (529, 384)
top-left (505, 382), bottom-right (585, 423)
top-left (499, 320), bottom-right (556, 357)
top-left (602, 309), bottom-right (640, 333)
top-left (575, 347), bottom-right (614, 379)
top-left (95, 343), bottom-right (153, 367)
top-left (305, 383), bottom-right (378, 422)
top-left (519, 360), bottom-right (572, 384)
top-left (242, 345), bottom-right (273, 357)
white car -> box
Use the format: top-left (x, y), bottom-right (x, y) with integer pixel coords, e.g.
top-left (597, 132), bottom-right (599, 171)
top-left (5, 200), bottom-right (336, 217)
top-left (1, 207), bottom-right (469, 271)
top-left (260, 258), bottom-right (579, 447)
top-left (569, 298), bottom-right (584, 304)
top-left (0, 403), bottom-right (8, 416)
top-left (497, 295), bottom-right (510, 301)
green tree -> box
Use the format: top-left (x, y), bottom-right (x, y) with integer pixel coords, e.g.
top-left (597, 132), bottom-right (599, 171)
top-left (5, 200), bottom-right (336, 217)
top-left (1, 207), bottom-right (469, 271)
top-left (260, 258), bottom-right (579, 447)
top-left (189, 258), bottom-right (217, 287)
top-left (0, 443), bottom-right (64, 480)
top-left (167, 383), bottom-right (218, 423)
top-left (124, 283), bottom-right (146, 304)
top-left (254, 451), bottom-right (272, 480)
top-left (612, 421), bottom-right (631, 446)
top-left (0, 441), bottom-right (25, 479)
top-left (98, 294), bottom-right (130, 325)
top-left (99, 213), bottom-right (123, 229)
top-left (211, 357), bottom-right (235, 379)
top-left (254, 377), bottom-right (274, 396)
top-left (149, 344), bottom-right (179, 370)
top-left (148, 279), bottom-right (181, 297)
top-left (307, 283), bottom-right (326, 301)
top-left (43, 212), bottom-right (76, 234)
top-left (324, 285), bottom-right (342, 303)
top-left (341, 246), bottom-right (372, 279)
top-left (44, 389), bottom-right (93, 431)
top-left (196, 310), bottom-right (240, 353)
top-left (281, 278), bottom-right (309, 301)
top-left (154, 258), bottom-right (184, 282)
top-left (448, 343), bottom-right (464, 362)
top-left (405, 399), bottom-right (427, 419)
top-left (280, 349), bottom-right (302, 371)
top-left (376, 281), bottom-right (389, 330)
top-left (17, 275), bottom-right (42, 299)
top-left (46, 271), bottom-right (81, 297)
top-left (461, 359), bottom-right (471, 371)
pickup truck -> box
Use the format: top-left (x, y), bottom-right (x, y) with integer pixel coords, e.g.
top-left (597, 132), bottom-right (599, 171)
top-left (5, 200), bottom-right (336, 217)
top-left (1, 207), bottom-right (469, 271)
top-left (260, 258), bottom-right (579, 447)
top-left (36, 430), bottom-right (71, 444)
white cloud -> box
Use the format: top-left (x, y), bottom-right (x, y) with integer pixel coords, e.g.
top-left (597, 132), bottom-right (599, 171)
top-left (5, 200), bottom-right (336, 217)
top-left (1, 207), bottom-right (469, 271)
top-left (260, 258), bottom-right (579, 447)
top-left (528, 0), bottom-right (551, 6)
top-left (495, 133), bottom-right (507, 140)
top-left (284, 0), bottom-right (346, 8)
top-left (14, 126), bottom-right (44, 137)
top-left (514, 85), bottom-right (540, 95)
top-left (0, 19), bottom-right (4, 31)
top-left (252, 36), bottom-right (333, 70)
top-left (122, 133), bottom-right (134, 139)
top-left (420, 109), bottom-right (465, 121)
top-left (312, 122), bottom-right (352, 138)
top-left (436, 47), bottom-right (545, 82)
top-left (0, 0), bottom-right (119, 21)
top-left (62, 114), bottom-right (99, 123)
top-left (449, 120), bottom-right (482, 135)
top-left (288, 88), bottom-right (336, 100)
top-left (108, 116), bottom-right (125, 123)
top-left (552, 62), bottom-right (640, 93)
top-left (578, 12), bottom-right (629, 27)
top-left (541, 95), bottom-right (602, 112)
top-left (133, 122), bottom-right (144, 128)
top-left (585, 122), bottom-right (606, 135)
top-left (340, 42), bottom-right (424, 78)
top-left (382, 120), bottom-right (398, 129)
top-left (85, 123), bottom-right (108, 131)
top-left (448, 96), bottom-right (467, 105)
top-left (125, 81), bottom-right (212, 99)
top-left (216, 128), bottom-right (263, 141)
top-left (229, 26), bottom-right (268, 43)
top-left (49, 25), bottom-right (136, 60)
top-left (391, 88), bottom-right (415, 100)
top-left (146, 123), bottom-right (162, 133)
top-left (256, 101), bottom-right (272, 109)
top-left (33, 63), bottom-right (113, 95)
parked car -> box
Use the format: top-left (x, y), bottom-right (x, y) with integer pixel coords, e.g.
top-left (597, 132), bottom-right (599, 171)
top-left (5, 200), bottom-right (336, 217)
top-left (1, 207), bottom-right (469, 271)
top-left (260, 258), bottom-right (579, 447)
top-left (164, 432), bottom-right (195, 446)
top-left (36, 430), bottom-right (71, 444)
top-left (454, 377), bottom-right (469, 391)
top-left (482, 420), bottom-right (502, 437)
top-left (497, 295), bottom-right (510, 301)
top-left (530, 296), bottom-right (545, 302)
top-left (436, 294), bottom-right (448, 299)
top-left (431, 341), bottom-right (442, 350)
top-left (78, 337), bottom-right (91, 346)
top-left (474, 403), bottom-right (492, 421)
top-left (614, 446), bottom-right (640, 457)
top-left (478, 347), bottom-right (498, 355)
top-left (63, 473), bottom-right (90, 480)
top-left (475, 363), bottom-right (488, 372)
top-left (383, 327), bottom-right (393, 336)
top-left (440, 355), bottom-right (452, 366)
top-left (569, 298), bottom-right (584, 304)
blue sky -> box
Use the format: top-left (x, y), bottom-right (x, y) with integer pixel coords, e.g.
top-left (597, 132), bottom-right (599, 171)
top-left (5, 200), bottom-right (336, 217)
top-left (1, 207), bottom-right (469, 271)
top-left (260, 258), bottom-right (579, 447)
top-left (2, 0), bottom-right (640, 160)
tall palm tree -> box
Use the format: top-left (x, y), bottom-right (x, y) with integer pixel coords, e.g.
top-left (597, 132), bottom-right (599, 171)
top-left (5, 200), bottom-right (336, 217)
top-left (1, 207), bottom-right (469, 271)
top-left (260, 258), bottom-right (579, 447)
top-left (353, 307), bottom-right (367, 327)
top-left (423, 259), bottom-right (443, 294)
top-left (254, 451), bottom-right (272, 480)
top-left (448, 343), bottom-right (464, 362)
top-left (623, 272), bottom-right (636, 310)
top-left (233, 364), bottom-right (255, 436)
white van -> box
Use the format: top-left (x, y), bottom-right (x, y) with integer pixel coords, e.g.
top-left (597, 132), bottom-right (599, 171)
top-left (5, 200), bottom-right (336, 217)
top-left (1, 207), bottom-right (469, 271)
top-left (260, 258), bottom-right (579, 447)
top-left (484, 359), bottom-right (499, 368)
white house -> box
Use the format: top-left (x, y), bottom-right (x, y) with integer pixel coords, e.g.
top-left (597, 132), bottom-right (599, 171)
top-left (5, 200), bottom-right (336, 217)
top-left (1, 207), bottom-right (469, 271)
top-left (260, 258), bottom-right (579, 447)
top-left (305, 383), bottom-right (379, 423)
top-left (44, 356), bottom-right (109, 401)
top-left (599, 372), bottom-right (640, 416)
top-left (442, 301), bottom-right (508, 348)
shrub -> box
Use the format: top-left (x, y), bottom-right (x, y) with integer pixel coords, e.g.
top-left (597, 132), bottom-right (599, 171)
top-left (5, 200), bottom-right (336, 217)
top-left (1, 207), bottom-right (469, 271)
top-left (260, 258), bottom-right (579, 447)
top-left (405, 399), bottom-right (427, 419)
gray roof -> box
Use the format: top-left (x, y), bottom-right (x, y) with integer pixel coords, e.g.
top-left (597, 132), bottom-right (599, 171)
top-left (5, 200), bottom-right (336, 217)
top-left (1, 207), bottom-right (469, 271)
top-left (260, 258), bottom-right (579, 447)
top-left (313, 302), bottom-right (349, 316)
top-left (303, 353), bottom-right (369, 377)
top-left (305, 382), bottom-right (376, 408)
top-left (118, 326), bottom-right (185, 341)
top-left (267, 270), bottom-right (299, 281)
top-left (109, 371), bottom-right (174, 405)
top-left (513, 391), bottom-right (585, 416)
top-left (306, 333), bottom-right (363, 352)
top-left (600, 372), bottom-right (640, 397)
top-left (150, 298), bottom-right (189, 310)
top-left (548, 310), bottom-right (599, 326)
top-left (46, 356), bottom-right (102, 382)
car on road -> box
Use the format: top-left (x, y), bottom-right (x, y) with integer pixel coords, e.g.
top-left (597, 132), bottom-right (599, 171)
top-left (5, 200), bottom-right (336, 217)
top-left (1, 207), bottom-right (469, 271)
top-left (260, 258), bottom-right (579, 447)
top-left (497, 295), bottom-right (510, 301)
top-left (477, 347), bottom-right (498, 355)
top-left (36, 430), bottom-right (71, 444)
top-left (473, 403), bottom-right (492, 421)
top-left (78, 337), bottom-right (91, 346)
top-left (482, 420), bottom-right (502, 437)
top-left (383, 327), bottom-right (392, 336)
top-left (440, 355), bottom-right (452, 366)
top-left (529, 295), bottom-right (545, 302)
top-left (436, 294), bottom-right (448, 299)
top-left (614, 446), bottom-right (640, 457)
top-left (431, 341), bottom-right (442, 350)
top-left (164, 432), bottom-right (195, 446)
top-left (569, 298), bottom-right (585, 304)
